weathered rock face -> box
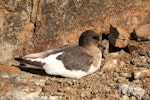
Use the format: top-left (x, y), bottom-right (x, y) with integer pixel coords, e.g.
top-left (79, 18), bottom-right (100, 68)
top-left (134, 24), bottom-right (150, 41)
top-left (0, 0), bottom-right (150, 61)
top-left (108, 25), bottom-right (130, 48)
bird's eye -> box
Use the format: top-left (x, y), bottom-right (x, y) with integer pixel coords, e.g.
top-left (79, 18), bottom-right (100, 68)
top-left (93, 36), bottom-right (99, 40)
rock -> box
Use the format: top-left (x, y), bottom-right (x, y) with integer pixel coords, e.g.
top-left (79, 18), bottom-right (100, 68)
top-left (49, 96), bottom-right (61, 100)
top-left (148, 51), bottom-right (150, 58)
top-left (130, 56), bottom-right (149, 67)
top-left (121, 95), bottom-right (130, 100)
top-left (108, 25), bottom-right (129, 48)
top-left (119, 84), bottom-right (145, 100)
top-left (0, 91), bottom-right (40, 100)
top-left (134, 24), bottom-right (150, 41)
top-left (0, 72), bottom-right (10, 79)
top-left (130, 96), bottom-right (137, 100)
top-left (34, 79), bottom-right (46, 86)
top-left (133, 70), bottom-right (150, 80)
top-left (103, 59), bottom-right (118, 70)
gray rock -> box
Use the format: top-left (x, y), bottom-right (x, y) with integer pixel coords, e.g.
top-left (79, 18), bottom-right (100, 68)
top-left (34, 79), bottom-right (46, 86)
top-left (0, 91), bottom-right (40, 100)
top-left (119, 84), bottom-right (145, 100)
top-left (0, 72), bottom-right (10, 79)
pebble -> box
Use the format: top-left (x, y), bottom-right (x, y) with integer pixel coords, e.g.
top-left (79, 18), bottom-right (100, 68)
top-left (134, 70), bottom-right (150, 80)
top-left (34, 79), bottom-right (46, 86)
top-left (0, 72), bottom-right (10, 79)
top-left (49, 96), bottom-right (61, 100)
top-left (119, 84), bottom-right (145, 100)
top-left (122, 95), bottom-right (130, 100)
top-left (135, 24), bottom-right (150, 41)
top-left (0, 91), bottom-right (40, 100)
top-left (119, 73), bottom-right (129, 77)
top-left (103, 59), bottom-right (117, 70)
top-left (148, 51), bottom-right (150, 58)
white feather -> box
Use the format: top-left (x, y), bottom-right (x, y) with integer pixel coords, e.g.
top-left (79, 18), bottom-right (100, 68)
top-left (43, 52), bottom-right (101, 78)
top-left (24, 51), bottom-right (101, 78)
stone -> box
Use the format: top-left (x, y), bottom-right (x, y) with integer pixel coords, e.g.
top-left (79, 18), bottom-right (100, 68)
top-left (49, 96), bottom-right (61, 100)
top-left (121, 95), bottom-right (130, 100)
top-left (0, 91), bottom-right (40, 100)
top-left (119, 84), bottom-right (145, 100)
top-left (134, 24), bottom-right (150, 41)
top-left (108, 25), bottom-right (130, 48)
top-left (134, 70), bottom-right (150, 80)
top-left (148, 51), bottom-right (150, 58)
top-left (103, 59), bottom-right (118, 70)
top-left (34, 79), bottom-right (46, 86)
top-left (0, 72), bottom-right (10, 79)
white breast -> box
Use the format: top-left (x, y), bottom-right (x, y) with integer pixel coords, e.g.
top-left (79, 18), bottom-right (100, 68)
top-left (42, 52), bottom-right (88, 78)
top-left (27, 51), bottom-right (101, 78)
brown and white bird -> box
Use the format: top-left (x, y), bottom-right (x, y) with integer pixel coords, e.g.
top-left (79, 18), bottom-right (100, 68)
top-left (15, 30), bottom-right (105, 78)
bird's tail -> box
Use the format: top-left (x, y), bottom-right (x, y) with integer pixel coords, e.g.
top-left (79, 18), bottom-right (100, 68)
top-left (15, 58), bottom-right (44, 70)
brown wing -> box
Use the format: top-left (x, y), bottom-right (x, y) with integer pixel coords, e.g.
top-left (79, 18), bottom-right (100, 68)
top-left (56, 46), bottom-right (93, 71)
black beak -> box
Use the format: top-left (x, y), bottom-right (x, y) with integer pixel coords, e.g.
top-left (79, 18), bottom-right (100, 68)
top-left (97, 42), bottom-right (105, 52)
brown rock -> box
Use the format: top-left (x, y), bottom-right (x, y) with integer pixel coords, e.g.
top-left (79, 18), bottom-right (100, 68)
top-left (135, 24), bottom-right (150, 41)
top-left (134, 70), bottom-right (150, 80)
top-left (0, 0), bottom-right (150, 61)
top-left (108, 25), bottom-right (130, 48)
top-left (103, 59), bottom-right (118, 70)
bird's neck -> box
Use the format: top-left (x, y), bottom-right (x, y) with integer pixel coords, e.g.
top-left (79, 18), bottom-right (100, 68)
top-left (83, 45), bottom-right (101, 55)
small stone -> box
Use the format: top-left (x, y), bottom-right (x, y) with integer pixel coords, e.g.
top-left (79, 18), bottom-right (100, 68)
top-left (0, 72), bottom-right (10, 79)
top-left (134, 70), bottom-right (150, 80)
top-left (119, 84), bottom-right (145, 100)
top-left (80, 93), bottom-right (86, 98)
top-left (119, 84), bottom-right (129, 95)
top-left (40, 96), bottom-right (49, 100)
top-left (49, 96), bottom-right (60, 100)
top-left (42, 86), bottom-right (50, 92)
top-left (134, 24), bottom-right (150, 41)
top-left (45, 80), bottom-right (51, 85)
top-left (132, 87), bottom-right (145, 100)
top-left (122, 95), bottom-right (129, 100)
top-left (103, 59), bottom-right (117, 70)
top-left (119, 72), bottom-right (129, 77)
top-left (34, 79), bottom-right (46, 86)
top-left (137, 56), bottom-right (148, 67)
top-left (108, 25), bottom-right (129, 48)
top-left (0, 91), bottom-right (40, 100)
top-left (66, 80), bottom-right (73, 85)
top-left (129, 96), bottom-right (136, 100)
top-left (148, 51), bottom-right (150, 58)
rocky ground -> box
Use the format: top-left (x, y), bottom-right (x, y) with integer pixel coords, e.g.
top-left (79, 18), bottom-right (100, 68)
top-left (0, 39), bottom-right (149, 100)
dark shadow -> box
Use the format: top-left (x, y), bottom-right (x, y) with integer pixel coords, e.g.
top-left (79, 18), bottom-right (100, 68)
top-left (126, 72), bottom-right (135, 82)
top-left (130, 29), bottom-right (137, 40)
top-left (102, 33), bottom-right (108, 40)
top-left (108, 41), bottom-right (130, 53)
top-left (19, 67), bottom-right (48, 76)
top-left (123, 46), bottom-right (130, 53)
top-left (109, 42), bottom-right (121, 53)
top-left (17, 66), bottom-right (64, 78)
